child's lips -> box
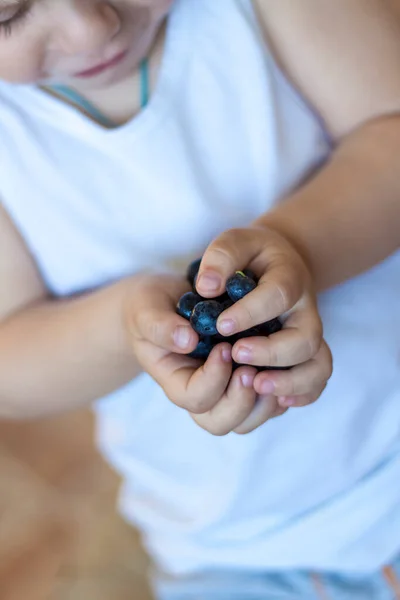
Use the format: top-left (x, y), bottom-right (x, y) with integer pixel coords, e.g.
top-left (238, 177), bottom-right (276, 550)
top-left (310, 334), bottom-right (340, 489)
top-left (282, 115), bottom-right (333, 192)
top-left (74, 50), bottom-right (128, 78)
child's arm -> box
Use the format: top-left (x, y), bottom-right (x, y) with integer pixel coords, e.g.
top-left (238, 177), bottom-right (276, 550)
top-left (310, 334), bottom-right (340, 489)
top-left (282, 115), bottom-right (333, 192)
top-left (0, 204), bottom-right (199, 419)
top-left (0, 204), bottom-right (140, 418)
top-left (254, 0), bottom-right (400, 289)
top-left (259, 118), bottom-right (400, 290)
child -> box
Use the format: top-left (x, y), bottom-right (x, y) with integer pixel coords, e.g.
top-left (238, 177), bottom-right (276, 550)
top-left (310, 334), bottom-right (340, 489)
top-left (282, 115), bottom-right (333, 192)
top-left (0, 0), bottom-right (399, 597)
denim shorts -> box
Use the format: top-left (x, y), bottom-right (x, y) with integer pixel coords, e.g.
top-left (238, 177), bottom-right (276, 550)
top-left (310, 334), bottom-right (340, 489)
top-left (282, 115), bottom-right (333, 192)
top-left (152, 557), bottom-right (400, 600)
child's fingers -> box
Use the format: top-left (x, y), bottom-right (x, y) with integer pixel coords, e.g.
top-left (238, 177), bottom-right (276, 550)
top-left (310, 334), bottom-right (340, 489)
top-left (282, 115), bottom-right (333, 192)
top-left (231, 308), bottom-right (323, 368)
top-left (191, 366), bottom-right (258, 435)
top-left (156, 343), bottom-right (233, 415)
top-left (195, 228), bottom-right (261, 297)
top-left (233, 395), bottom-right (287, 435)
top-left (135, 306), bottom-right (199, 353)
top-left (253, 340), bottom-right (332, 399)
top-left (129, 276), bottom-right (198, 354)
top-left (277, 391), bottom-right (324, 409)
top-left (216, 264), bottom-right (302, 336)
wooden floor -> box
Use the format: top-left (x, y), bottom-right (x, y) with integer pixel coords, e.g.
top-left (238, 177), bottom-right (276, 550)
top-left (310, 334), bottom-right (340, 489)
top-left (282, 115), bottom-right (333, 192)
top-left (0, 410), bottom-right (153, 600)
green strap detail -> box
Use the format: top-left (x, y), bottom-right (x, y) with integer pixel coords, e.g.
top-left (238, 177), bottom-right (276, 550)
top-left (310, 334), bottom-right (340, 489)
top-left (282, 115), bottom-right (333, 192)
top-left (49, 85), bottom-right (116, 128)
top-left (48, 58), bottom-right (150, 129)
top-left (140, 58), bottom-right (150, 110)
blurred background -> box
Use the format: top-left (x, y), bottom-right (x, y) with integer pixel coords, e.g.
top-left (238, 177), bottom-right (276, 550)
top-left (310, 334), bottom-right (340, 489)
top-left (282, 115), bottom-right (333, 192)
top-left (0, 409), bottom-right (154, 600)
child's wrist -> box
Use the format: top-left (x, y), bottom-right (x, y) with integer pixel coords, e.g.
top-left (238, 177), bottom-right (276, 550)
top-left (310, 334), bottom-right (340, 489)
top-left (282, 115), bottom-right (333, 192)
top-left (252, 213), bottom-right (316, 285)
top-left (116, 274), bottom-right (148, 363)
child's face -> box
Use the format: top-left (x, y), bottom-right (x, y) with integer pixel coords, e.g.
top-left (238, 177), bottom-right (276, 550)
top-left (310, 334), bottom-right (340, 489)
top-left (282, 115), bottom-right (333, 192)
top-left (0, 0), bottom-right (174, 89)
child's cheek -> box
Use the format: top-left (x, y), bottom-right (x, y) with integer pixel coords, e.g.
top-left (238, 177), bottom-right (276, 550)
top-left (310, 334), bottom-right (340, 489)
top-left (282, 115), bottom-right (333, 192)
top-left (0, 43), bottom-right (44, 85)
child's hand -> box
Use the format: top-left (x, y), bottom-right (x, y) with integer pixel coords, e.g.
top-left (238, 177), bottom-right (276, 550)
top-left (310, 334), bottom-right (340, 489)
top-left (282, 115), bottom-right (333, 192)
top-left (195, 226), bottom-right (333, 413)
top-left (126, 274), bottom-right (265, 436)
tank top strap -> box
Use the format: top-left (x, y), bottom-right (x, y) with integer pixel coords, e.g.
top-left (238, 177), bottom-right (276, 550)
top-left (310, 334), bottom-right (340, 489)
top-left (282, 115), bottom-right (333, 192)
top-left (47, 59), bottom-right (150, 129)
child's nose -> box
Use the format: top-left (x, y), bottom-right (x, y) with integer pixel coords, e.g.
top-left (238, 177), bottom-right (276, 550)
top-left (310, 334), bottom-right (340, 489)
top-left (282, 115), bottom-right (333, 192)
top-left (55, 1), bottom-right (121, 55)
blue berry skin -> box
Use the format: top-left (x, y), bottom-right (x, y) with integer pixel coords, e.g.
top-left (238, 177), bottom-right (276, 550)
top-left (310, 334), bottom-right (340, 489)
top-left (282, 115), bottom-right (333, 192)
top-left (258, 318), bottom-right (282, 336)
top-left (232, 319), bottom-right (282, 342)
top-left (243, 268), bottom-right (258, 282)
top-left (177, 292), bottom-right (204, 321)
top-left (226, 271), bottom-right (257, 303)
top-left (190, 300), bottom-right (225, 336)
top-left (187, 258), bottom-right (202, 288)
top-left (232, 326), bottom-right (263, 342)
top-left (188, 337), bottom-right (215, 359)
top-left (215, 292), bottom-right (234, 310)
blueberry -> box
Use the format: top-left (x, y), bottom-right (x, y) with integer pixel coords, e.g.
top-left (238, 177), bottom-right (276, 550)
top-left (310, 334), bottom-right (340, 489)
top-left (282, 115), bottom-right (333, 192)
top-left (213, 332), bottom-right (239, 345)
top-left (226, 271), bottom-right (257, 303)
top-left (215, 292), bottom-right (234, 310)
top-left (232, 320), bottom-right (282, 342)
top-left (188, 337), bottom-right (215, 360)
top-left (258, 318), bottom-right (282, 336)
top-left (219, 326), bottom-right (264, 345)
top-left (177, 292), bottom-right (204, 321)
top-left (187, 258), bottom-right (202, 288)
top-left (243, 268), bottom-right (258, 282)
top-left (233, 326), bottom-right (263, 342)
top-left (190, 300), bottom-right (225, 336)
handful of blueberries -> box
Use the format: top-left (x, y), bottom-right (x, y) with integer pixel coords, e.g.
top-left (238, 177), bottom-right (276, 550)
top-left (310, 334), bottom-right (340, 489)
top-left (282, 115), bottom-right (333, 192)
top-left (176, 258), bottom-right (283, 370)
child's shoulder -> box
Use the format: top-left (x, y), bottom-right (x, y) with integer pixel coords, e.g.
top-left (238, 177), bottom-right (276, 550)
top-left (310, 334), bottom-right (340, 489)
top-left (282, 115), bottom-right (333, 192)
top-left (253, 0), bottom-right (400, 139)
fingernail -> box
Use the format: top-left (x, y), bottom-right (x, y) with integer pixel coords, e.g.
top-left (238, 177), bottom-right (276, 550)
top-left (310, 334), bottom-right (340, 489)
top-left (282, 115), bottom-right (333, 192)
top-left (174, 326), bottom-right (191, 349)
top-left (280, 396), bottom-right (296, 407)
top-left (260, 379), bottom-right (275, 394)
top-left (236, 347), bottom-right (252, 362)
top-left (240, 373), bottom-right (255, 388)
top-left (222, 348), bottom-right (232, 363)
top-left (218, 319), bottom-right (236, 335)
top-left (197, 272), bottom-right (221, 292)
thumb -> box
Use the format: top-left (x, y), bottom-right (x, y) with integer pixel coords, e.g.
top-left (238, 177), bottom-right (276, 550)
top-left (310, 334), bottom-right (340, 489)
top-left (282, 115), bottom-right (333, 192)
top-left (196, 227), bottom-right (263, 297)
top-left (128, 275), bottom-right (199, 354)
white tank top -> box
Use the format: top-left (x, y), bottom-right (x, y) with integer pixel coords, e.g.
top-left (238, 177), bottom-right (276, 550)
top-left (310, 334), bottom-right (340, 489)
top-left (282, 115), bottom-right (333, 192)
top-left (1, 0), bottom-right (399, 576)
